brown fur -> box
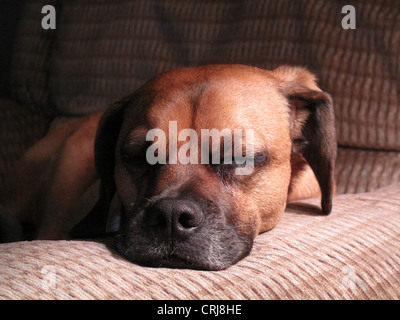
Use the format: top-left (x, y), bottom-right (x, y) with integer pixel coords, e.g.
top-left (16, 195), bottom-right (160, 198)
top-left (0, 65), bottom-right (336, 269)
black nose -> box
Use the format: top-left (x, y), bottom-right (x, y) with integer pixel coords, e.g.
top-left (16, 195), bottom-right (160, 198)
top-left (144, 198), bottom-right (203, 241)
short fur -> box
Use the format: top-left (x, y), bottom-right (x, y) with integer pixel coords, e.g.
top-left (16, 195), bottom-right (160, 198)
top-left (0, 65), bottom-right (337, 270)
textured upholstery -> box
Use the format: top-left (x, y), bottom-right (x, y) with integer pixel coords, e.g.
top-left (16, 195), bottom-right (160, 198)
top-left (1, 0), bottom-right (400, 300)
top-left (335, 148), bottom-right (400, 194)
top-left (1, 183), bottom-right (399, 299)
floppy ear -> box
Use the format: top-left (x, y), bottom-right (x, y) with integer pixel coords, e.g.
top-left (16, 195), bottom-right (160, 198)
top-left (276, 68), bottom-right (337, 215)
top-left (69, 99), bottom-right (127, 238)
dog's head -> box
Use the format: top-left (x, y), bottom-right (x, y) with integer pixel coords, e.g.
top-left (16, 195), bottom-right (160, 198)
top-left (91, 65), bottom-right (336, 270)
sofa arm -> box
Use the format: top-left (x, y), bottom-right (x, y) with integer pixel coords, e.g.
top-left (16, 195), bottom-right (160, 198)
top-left (1, 183), bottom-right (399, 300)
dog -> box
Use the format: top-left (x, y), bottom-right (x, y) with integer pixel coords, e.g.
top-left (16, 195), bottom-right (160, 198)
top-left (0, 65), bottom-right (336, 270)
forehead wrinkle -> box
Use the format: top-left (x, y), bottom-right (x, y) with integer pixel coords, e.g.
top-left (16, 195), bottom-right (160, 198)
top-left (148, 87), bottom-right (202, 132)
top-left (194, 85), bottom-right (265, 133)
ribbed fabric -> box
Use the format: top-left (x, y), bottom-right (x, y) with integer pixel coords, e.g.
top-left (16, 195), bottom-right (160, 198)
top-left (10, 0), bottom-right (53, 116)
top-left (10, 0), bottom-right (400, 149)
top-left (335, 147), bottom-right (400, 194)
top-left (1, 183), bottom-right (399, 299)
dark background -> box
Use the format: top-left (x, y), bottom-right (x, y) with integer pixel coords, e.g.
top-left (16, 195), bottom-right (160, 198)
top-left (0, 0), bottom-right (25, 98)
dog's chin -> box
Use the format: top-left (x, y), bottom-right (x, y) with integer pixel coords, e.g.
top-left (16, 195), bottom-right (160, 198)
top-left (113, 228), bottom-right (253, 271)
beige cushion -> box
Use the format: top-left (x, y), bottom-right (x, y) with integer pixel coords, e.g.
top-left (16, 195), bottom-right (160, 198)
top-left (335, 148), bottom-right (400, 194)
top-left (1, 183), bottom-right (399, 300)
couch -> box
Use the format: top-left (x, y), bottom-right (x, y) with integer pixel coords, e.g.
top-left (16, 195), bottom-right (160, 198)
top-left (0, 0), bottom-right (399, 300)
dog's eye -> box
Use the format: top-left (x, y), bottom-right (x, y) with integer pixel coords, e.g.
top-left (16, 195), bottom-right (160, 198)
top-left (214, 164), bottom-right (234, 183)
top-left (213, 161), bottom-right (240, 183)
top-left (122, 152), bottom-right (148, 166)
top-left (213, 151), bottom-right (269, 182)
top-left (218, 152), bottom-right (269, 168)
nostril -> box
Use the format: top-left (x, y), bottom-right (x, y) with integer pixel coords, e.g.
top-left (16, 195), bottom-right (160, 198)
top-left (178, 212), bottom-right (198, 229)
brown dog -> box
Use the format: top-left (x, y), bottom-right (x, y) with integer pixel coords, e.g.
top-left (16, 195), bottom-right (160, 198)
top-left (0, 65), bottom-right (336, 270)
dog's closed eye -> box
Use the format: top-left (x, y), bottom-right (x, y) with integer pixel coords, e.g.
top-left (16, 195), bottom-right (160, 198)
top-left (121, 152), bottom-right (148, 166)
top-left (121, 139), bottom-right (152, 168)
top-left (213, 151), bottom-right (270, 182)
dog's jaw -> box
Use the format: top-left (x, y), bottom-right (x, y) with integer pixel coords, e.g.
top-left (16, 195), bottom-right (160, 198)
top-left (114, 203), bottom-right (254, 271)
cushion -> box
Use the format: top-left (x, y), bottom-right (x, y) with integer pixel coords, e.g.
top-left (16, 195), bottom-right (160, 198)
top-left (1, 183), bottom-right (399, 299)
top-left (335, 147), bottom-right (400, 194)
top-left (11, 1), bottom-right (400, 151)
top-left (10, 0), bottom-right (53, 116)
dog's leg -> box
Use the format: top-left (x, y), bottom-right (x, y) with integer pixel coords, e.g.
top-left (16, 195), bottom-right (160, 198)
top-left (0, 113), bottom-right (102, 241)
top-left (0, 125), bottom-right (66, 240)
top-left (35, 114), bottom-right (101, 240)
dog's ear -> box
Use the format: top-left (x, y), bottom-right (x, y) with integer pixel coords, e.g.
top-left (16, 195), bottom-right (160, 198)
top-left (70, 99), bottom-right (127, 238)
top-left (274, 66), bottom-right (337, 215)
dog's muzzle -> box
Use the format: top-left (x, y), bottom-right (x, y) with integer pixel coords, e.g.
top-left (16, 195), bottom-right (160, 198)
top-left (114, 196), bottom-right (253, 271)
